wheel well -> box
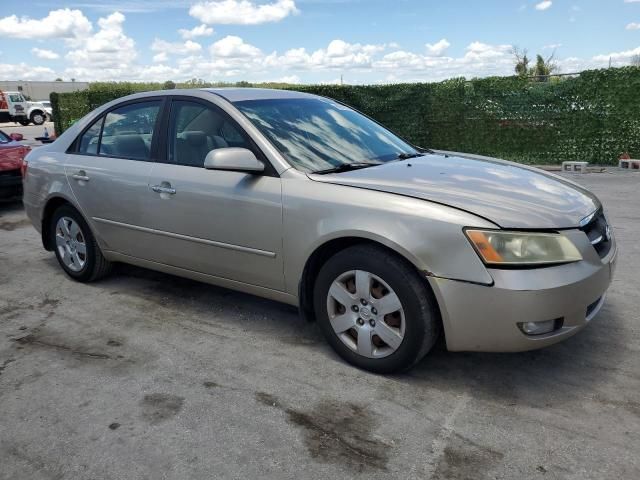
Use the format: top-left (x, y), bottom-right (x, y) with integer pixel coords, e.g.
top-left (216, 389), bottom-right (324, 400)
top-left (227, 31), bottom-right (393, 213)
top-left (41, 197), bottom-right (72, 251)
top-left (298, 237), bottom-right (442, 326)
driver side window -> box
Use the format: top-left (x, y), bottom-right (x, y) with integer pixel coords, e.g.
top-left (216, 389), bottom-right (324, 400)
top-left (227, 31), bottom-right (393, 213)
top-left (168, 100), bottom-right (252, 167)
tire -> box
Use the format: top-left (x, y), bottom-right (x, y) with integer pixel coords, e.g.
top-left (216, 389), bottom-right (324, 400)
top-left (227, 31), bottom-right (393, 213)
top-left (30, 111), bottom-right (45, 125)
top-left (313, 244), bottom-right (440, 374)
top-left (50, 205), bottom-right (112, 282)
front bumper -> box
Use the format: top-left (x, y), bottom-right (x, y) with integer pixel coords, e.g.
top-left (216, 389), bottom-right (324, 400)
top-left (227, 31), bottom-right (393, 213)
top-left (429, 229), bottom-right (617, 352)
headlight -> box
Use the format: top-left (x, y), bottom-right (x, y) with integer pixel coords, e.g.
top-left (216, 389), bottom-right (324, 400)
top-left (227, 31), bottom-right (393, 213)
top-left (465, 229), bottom-right (582, 266)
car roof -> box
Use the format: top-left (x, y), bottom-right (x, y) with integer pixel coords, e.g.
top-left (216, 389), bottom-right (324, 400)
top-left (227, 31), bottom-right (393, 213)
top-left (202, 88), bottom-right (318, 102)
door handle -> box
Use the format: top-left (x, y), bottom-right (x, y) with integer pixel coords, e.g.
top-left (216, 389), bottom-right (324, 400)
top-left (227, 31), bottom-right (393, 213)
top-left (72, 171), bottom-right (90, 182)
top-left (151, 184), bottom-right (176, 195)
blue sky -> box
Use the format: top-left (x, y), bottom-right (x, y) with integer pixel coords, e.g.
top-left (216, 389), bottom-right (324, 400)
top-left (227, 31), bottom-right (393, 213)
top-left (0, 0), bottom-right (639, 83)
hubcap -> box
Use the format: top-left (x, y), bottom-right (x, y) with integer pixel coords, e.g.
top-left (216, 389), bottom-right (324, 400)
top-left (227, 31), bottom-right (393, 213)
top-left (55, 217), bottom-right (87, 272)
top-left (326, 270), bottom-right (405, 359)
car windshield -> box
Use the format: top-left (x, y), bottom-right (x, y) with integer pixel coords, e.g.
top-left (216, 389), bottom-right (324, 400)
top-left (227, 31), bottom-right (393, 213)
top-left (234, 97), bottom-right (419, 173)
top-left (0, 131), bottom-right (10, 143)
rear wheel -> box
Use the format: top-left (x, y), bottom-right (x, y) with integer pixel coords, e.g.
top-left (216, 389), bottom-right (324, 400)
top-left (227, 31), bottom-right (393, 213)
top-left (51, 205), bottom-right (112, 282)
top-left (314, 245), bottom-right (440, 373)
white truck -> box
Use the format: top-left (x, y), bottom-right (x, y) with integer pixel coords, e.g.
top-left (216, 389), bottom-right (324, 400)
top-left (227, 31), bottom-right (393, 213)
top-left (0, 90), bottom-right (49, 125)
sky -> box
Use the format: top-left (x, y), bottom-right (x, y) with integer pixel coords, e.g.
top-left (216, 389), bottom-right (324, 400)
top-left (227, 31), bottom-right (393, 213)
top-left (0, 0), bottom-right (639, 84)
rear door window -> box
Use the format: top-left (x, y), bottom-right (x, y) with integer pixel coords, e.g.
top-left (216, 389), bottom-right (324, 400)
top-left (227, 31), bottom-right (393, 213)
top-left (77, 117), bottom-right (103, 155)
top-left (99, 101), bottom-right (161, 160)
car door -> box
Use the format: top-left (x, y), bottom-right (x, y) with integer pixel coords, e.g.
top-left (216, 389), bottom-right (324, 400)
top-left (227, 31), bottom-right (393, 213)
top-left (64, 98), bottom-right (165, 258)
top-left (145, 97), bottom-right (285, 291)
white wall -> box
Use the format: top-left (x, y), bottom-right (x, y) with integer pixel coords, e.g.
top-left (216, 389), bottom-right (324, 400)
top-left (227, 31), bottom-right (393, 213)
top-left (0, 81), bottom-right (89, 101)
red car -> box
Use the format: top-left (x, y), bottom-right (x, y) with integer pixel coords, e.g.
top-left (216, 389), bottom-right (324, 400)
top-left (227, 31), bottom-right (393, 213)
top-left (0, 130), bottom-right (30, 198)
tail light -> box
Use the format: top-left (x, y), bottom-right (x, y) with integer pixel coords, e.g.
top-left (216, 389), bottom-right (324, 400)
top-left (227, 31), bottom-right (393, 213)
top-left (21, 147), bottom-right (30, 178)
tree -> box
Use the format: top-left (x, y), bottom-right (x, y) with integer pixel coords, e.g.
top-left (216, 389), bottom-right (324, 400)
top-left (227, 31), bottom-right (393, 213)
top-left (531, 53), bottom-right (558, 79)
top-left (163, 80), bottom-right (176, 89)
top-left (512, 47), bottom-right (530, 77)
top-left (512, 48), bottom-right (558, 80)
top-left (55, 77), bottom-right (63, 82)
top-left (183, 78), bottom-right (208, 87)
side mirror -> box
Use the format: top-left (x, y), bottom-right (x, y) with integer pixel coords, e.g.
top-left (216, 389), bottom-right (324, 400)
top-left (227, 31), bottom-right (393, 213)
top-left (9, 133), bottom-right (23, 141)
top-left (204, 148), bottom-right (265, 173)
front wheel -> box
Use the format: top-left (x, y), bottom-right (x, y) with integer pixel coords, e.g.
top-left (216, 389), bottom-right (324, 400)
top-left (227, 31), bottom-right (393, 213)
top-left (314, 245), bottom-right (440, 373)
top-left (51, 205), bottom-right (112, 282)
top-left (31, 112), bottom-right (45, 125)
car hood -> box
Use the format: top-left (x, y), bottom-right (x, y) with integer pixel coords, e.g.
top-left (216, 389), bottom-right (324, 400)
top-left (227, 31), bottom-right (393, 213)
top-left (308, 152), bottom-right (599, 229)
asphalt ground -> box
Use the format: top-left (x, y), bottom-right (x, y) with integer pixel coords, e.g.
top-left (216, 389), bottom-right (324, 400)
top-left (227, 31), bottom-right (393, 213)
top-left (0, 170), bottom-right (638, 479)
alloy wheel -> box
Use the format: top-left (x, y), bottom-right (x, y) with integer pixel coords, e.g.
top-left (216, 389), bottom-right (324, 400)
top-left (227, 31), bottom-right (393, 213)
top-left (55, 216), bottom-right (87, 272)
top-left (326, 270), bottom-right (405, 359)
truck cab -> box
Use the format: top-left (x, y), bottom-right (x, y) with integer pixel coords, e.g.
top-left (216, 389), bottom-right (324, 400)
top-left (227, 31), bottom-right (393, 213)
top-left (0, 91), bottom-right (28, 124)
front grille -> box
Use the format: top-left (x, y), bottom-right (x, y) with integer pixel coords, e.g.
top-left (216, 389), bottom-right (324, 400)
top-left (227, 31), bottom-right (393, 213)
top-left (580, 210), bottom-right (612, 258)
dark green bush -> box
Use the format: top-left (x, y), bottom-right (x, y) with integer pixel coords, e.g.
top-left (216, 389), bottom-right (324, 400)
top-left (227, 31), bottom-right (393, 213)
top-left (51, 67), bottom-right (640, 164)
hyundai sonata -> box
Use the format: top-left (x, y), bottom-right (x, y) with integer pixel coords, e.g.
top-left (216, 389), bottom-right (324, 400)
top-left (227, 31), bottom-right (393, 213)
top-left (23, 89), bottom-right (617, 372)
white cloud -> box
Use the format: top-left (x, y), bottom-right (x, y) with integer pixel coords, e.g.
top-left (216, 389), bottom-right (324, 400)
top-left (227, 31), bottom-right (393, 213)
top-left (627, 22), bottom-right (640, 30)
top-left (0, 62), bottom-right (57, 80)
top-left (189, 0), bottom-right (299, 25)
top-left (153, 52), bottom-right (168, 63)
top-left (178, 24), bottom-right (214, 39)
top-left (592, 46), bottom-right (640, 64)
top-left (210, 35), bottom-right (262, 57)
top-left (425, 39), bottom-right (450, 56)
top-left (152, 38), bottom-right (202, 55)
top-left (31, 47), bottom-right (60, 59)
top-left (535, 1), bottom-right (553, 11)
top-left (0, 9), bottom-right (92, 40)
top-left (543, 43), bottom-right (562, 50)
top-left (64, 11), bottom-right (138, 80)
top-left (373, 41), bottom-right (515, 81)
top-left (275, 75), bottom-right (300, 83)
top-left (264, 39), bottom-right (386, 71)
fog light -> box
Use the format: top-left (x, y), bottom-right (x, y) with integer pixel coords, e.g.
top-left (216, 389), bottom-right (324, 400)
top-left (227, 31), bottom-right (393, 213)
top-left (518, 319), bottom-right (561, 336)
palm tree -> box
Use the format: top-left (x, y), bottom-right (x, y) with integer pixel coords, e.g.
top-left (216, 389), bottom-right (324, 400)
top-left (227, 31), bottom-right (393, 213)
top-left (513, 48), bottom-right (558, 81)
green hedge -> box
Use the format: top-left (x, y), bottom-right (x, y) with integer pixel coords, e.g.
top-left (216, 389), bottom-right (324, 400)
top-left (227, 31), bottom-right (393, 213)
top-left (51, 67), bottom-right (640, 165)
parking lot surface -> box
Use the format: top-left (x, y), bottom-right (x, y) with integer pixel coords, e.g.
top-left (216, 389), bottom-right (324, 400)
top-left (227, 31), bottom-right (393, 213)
top-left (0, 171), bottom-right (638, 479)
top-left (0, 121), bottom-right (55, 148)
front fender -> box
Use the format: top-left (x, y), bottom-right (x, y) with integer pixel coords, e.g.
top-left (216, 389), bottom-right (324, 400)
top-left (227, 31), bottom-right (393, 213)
top-left (281, 173), bottom-right (495, 296)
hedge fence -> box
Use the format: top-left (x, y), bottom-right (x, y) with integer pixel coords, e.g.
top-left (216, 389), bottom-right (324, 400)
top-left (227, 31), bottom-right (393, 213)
top-left (51, 67), bottom-right (640, 165)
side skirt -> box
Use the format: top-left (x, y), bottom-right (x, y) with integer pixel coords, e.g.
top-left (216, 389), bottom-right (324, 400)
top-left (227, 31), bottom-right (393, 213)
top-left (104, 250), bottom-right (299, 307)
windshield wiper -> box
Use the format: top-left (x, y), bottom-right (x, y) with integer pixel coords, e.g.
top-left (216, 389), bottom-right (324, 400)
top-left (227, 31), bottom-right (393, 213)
top-left (312, 162), bottom-right (382, 175)
top-left (397, 152), bottom-right (425, 160)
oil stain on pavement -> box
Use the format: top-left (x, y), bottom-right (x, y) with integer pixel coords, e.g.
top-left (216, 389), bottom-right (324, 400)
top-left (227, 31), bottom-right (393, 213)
top-left (256, 392), bottom-right (390, 473)
top-left (140, 393), bottom-right (185, 425)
